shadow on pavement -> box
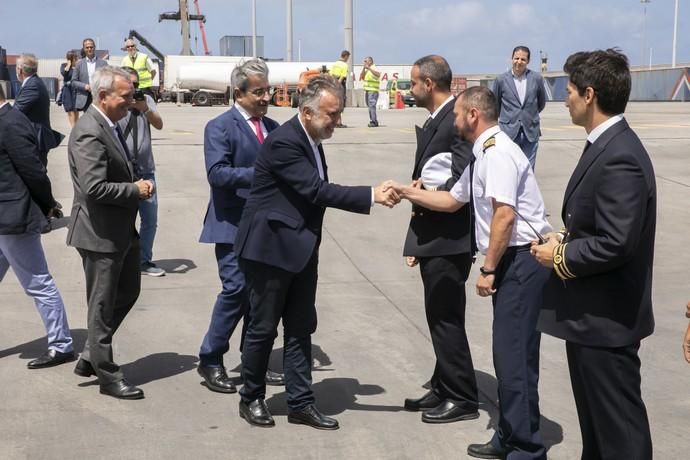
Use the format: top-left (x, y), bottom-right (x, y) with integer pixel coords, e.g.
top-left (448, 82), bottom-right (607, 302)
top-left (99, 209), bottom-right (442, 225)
top-left (122, 352), bottom-right (199, 386)
top-left (154, 258), bottom-right (198, 274)
top-left (0, 328), bottom-right (88, 361)
top-left (476, 369), bottom-right (564, 451)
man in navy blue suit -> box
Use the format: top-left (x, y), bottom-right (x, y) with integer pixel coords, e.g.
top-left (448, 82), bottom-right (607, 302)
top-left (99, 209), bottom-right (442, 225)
top-left (235, 75), bottom-right (399, 430)
top-left (197, 59), bottom-right (285, 393)
top-left (13, 53), bottom-right (63, 167)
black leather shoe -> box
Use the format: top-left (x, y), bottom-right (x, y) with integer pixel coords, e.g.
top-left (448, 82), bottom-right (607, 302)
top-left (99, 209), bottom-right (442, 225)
top-left (404, 390), bottom-right (442, 411)
top-left (265, 369), bottom-right (285, 386)
top-left (100, 380), bottom-right (144, 400)
top-left (288, 405), bottom-right (339, 430)
top-left (27, 349), bottom-right (75, 369)
top-left (467, 441), bottom-right (508, 459)
top-left (239, 399), bottom-right (275, 427)
top-left (422, 400), bottom-right (479, 424)
top-left (198, 366), bottom-right (236, 393)
top-left (74, 358), bottom-right (96, 377)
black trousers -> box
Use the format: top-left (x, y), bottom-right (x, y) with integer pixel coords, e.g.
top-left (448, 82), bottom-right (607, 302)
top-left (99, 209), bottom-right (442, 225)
top-left (77, 239), bottom-right (140, 385)
top-left (418, 253), bottom-right (478, 408)
top-left (239, 253), bottom-right (318, 410)
top-left (566, 341), bottom-right (652, 460)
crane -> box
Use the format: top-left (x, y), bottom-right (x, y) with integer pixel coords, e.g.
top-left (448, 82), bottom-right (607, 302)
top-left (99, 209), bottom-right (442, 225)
top-left (193, 0), bottom-right (211, 55)
top-left (159, 0), bottom-right (206, 55)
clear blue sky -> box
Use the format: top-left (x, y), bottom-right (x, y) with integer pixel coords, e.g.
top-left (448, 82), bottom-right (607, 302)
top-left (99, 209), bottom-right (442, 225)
top-left (1, 0), bottom-right (688, 73)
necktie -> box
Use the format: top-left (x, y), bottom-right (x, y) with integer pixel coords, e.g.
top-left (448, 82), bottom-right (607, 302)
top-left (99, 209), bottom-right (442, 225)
top-left (583, 140), bottom-right (592, 154)
top-left (113, 126), bottom-right (131, 162)
top-left (250, 117), bottom-right (265, 144)
top-left (422, 116), bottom-right (432, 130)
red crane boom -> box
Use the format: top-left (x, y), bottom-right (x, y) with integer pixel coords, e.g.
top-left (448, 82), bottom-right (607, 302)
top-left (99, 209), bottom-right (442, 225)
top-left (193, 0), bottom-right (210, 55)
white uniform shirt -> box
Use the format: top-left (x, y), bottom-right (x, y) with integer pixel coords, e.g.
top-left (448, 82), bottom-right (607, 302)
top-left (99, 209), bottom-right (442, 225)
top-left (450, 125), bottom-right (552, 254)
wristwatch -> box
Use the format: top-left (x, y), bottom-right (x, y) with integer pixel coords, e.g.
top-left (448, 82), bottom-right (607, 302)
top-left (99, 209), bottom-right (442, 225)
top-left (479, 266), bottom-right (496, 276)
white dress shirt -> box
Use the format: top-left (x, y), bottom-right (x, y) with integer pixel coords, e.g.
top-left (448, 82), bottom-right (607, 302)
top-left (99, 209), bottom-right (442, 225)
top-left (587, 114), bottom-right (624, 144)
top-left (235, 103), bottom-right (268, 140)
top-left (449, 125), bottom-right (552, 254)
top-left (512, 70), bottom-right (527, 106)
top-left (86, 57), bottom-right (98, 82)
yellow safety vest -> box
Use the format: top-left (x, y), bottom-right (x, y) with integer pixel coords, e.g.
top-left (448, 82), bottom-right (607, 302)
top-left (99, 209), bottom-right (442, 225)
top-left (122, 53), bottom-right (154, 89)
top-left (330, 60), bottom-right (348, 80)
top-left (363, 67), bottom-right (380, 92)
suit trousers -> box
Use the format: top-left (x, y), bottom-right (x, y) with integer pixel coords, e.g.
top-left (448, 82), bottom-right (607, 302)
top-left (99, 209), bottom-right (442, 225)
top-left (77, 238), bottom-right (140, 385)
top-left (566, 341), bottom-right (652, 460)
top-left (239, 253), bottom-right (318, 410)
top-left (418, 253), bottom-right (478, 408)
top-left (199, 243), bottom-right (248, 367)
top-left (490, 248), bottom-right (549, 460)
top-left (0, 232), bottom-right (73, 353)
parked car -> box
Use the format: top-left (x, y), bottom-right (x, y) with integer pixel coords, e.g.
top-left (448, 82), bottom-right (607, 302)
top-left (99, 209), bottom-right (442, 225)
top-left (387, 79), bottom-right (415, 107)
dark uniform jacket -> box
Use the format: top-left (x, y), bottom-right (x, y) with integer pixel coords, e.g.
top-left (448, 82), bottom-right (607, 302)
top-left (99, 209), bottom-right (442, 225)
top-left (538, 119), bottom-right (656, 347)
top-left (403, 97), bottom-right (473, 257)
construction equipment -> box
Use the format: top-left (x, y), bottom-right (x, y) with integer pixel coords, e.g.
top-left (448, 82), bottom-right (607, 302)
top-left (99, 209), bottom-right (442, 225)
top-left (159, 0), bottom-right (206, 55)
top-left (193, 0), bottom-right (210, 55)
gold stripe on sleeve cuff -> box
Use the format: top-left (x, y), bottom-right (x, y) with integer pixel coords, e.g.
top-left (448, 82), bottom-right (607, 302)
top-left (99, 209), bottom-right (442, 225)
top-left (553, 243), bottom-right (576, 280)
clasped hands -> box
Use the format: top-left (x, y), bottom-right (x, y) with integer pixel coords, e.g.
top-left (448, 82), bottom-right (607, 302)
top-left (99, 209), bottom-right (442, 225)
top-left (530, 232), bottom-right (564, 268)
top-left (135, 179), bottom-right (155, 200)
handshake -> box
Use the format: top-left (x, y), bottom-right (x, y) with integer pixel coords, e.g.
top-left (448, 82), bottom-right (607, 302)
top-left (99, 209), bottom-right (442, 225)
top-left (373, 180), bottom-right (421, 208)
top-left (135, 179), bottom-right (156, 200)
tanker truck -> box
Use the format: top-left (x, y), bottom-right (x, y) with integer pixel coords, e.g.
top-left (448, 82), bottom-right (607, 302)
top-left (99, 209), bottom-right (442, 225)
top-left (164, 59), bottom-right (331, 106)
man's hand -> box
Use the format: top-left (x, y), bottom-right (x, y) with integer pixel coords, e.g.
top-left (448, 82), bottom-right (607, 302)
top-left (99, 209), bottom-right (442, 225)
top-left (133, 99), bottom-right (148, 113)
top-left (476, 273), bottom-right (496, 297)
top-left (531, 235), bottom-right (559, 268)
top-left (85, 84), bottom-right (90, 92)
top-left (135, 179), bottom-right (154, 200)
top-left (374, 181), bottom-right (400, 208)
top-left (405, 256), bottom-right (418, 267)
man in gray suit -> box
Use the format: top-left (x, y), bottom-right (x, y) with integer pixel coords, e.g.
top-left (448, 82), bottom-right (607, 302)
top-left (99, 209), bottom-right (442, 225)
top-left (493, 46), bottom-right (546, 169)
top-left (67, 65), bottom-right (153, 400)
top-left (71, 38), bottom-right (107, 112)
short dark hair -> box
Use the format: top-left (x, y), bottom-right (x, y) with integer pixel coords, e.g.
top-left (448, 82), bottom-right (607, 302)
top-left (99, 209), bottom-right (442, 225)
top-left (563, 48), bottom-right (631, 115)
top-left (460, 86), bottom-right (498, 122)
top-left (512, 46), bottom-right (531, 61)
top-left (340, 50), bottom-right (351, 59)
top-left (413, 55), bottom-right (452, 92)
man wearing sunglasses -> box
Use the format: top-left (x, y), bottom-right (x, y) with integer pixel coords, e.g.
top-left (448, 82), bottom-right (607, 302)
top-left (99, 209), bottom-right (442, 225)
top-left (197, 59), bottom-right (285, 395)
top-left (121, 39), bottom-right (157, 99)
top-left (72, 38), bottom-right (107, 112)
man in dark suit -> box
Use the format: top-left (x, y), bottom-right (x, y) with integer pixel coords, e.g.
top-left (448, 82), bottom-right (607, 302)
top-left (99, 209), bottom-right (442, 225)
top-left (532, 49), bottom-right (655, 459)
top-left (197, 59), bottom-right (284, 394)
top-left (493, 46), bottom-right (546, 169)
top-left (236, 75), bottom-right (399, 429)
top-left (67, 65), bottom-right (154, 400)
top-left (401, 55), bottom-right (478, 424)
top-left (71, 38), bottom-right (107, 113)
top-left (0, 83), bottom-right (74, 369)
top-left (13, 53), bottom-right (63, 167)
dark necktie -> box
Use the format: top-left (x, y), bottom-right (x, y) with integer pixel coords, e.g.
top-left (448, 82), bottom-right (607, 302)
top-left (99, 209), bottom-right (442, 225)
top-left (250, 117), bottom-right (265, 144)
top-left (113, 126), bottom-right (131, 162)
top-left (422, 116), bottom-right (432, 130)
top-left (583, 140), bottom-right (592, 154)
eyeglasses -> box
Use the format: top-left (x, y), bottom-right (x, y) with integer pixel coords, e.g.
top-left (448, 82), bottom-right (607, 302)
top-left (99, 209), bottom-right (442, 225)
top-left (126, 45), bottom-right (136, 49)
top-left (247, 87), bottom-right (273, 97)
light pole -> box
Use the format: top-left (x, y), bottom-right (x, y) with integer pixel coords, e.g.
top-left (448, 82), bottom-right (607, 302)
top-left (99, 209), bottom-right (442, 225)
top-left (641, 0), bottom-right (651, 67)
top-left (672, 0), bottom-right (679, 67)
top-left (251, 0), bottom-right (257, 57)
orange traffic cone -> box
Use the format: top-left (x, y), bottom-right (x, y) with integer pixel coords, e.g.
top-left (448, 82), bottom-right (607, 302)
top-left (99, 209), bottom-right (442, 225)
top-left (395, 91), bottom-right (405, 109)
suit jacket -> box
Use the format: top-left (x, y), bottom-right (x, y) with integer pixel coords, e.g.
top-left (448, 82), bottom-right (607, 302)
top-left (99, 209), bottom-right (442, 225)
top-left (403, 98), bottom-right (473, 257)
top-left (493, 69), bottom-right (546, 142)
top-left (236, 115), bottom-right (372, 274)
top-left (0, 103), bottom-right (56, 234)
top-left (66, 106), bottom-right (139, 253)
top-left (71, 57), bottom-right (107, 110)
top-left (538, 119), bottom-right (656, 348)
top-left (199, 106), bottom-right (280, 244)
top-left (13, 75), bottom-right (63, 155)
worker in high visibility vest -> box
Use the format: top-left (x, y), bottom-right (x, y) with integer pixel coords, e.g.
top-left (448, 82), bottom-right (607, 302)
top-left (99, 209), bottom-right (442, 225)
top-left (360, 56), bottom-right (381, 127)
top-left (329, 50), bottom-right (350, 128)
top-left (121, 39), bottom-right (157, 99)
